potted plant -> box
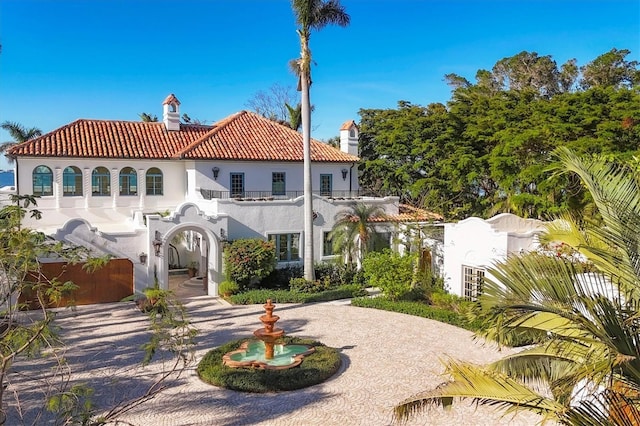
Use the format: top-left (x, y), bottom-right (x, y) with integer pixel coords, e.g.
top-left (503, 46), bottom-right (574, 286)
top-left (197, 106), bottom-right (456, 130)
top-left (218, 280), bottom-right (239, 298)
top-left (188, 261), bottom-right (199, 278)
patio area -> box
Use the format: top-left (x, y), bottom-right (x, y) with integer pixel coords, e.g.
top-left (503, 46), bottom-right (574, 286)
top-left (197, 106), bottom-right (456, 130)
top-left (9, 295), bottom-right (543, 425)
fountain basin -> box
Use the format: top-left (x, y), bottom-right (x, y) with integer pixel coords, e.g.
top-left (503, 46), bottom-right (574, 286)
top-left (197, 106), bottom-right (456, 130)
top-left (223, 339), bottom-right (315, 370)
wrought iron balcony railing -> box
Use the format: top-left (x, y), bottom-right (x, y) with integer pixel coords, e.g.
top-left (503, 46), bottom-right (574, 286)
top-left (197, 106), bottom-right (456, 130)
top-left (198, 188), bottom-right (373, 201)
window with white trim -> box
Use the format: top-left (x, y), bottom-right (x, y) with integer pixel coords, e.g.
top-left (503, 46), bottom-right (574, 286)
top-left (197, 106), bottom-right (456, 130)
top-left (92, 167), bottom-right (111, 196)
top-left (230, 173), bottom-right (244, 197)
top-left (272, 172), bottom-right (285, 196)
top-left (320, 174), bottom-right (332, 196)
top-left (269, 233), bottom-right (300, 262)
top-left (119, 167), bottom-right (137, 196)
top-left (62, 166), bottom-right (83, 196)
top-left (146, 167), bottom-right (163, 195)
top-left (462, 265), bottom-right (484, 301)
top-left (33, 165), bottom-right (53, 196)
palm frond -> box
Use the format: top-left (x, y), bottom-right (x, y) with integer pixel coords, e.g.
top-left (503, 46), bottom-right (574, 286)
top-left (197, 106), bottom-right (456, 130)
top-left (394, 361), bottom-right (563, 423)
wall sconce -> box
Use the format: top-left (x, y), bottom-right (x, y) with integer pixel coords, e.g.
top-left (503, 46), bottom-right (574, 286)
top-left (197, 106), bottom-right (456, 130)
top-left (139, 252), bottom-right (148, 264)
top-left (152, 238), bottom-right (163, 256)
top-left (341, 168), bottom-right (348, 181)
top-left (212, 167), bottom-right (220, 180)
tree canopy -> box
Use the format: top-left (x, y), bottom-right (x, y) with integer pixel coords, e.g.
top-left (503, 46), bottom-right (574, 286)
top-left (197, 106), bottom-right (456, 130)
top-left (358, 48), bottom-right (640, 220)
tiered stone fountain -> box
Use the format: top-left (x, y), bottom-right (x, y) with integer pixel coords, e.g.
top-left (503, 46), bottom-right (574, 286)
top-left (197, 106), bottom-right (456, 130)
top-left (222, 299), bottom-right (315, 370)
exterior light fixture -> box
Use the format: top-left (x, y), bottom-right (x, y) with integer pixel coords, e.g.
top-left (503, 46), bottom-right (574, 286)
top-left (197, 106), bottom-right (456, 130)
top-left (139, 252), bottom-right (148, 264)
top-left (152, 238), bottom-right (162, 256)
top-left (212, 167), bottom-right (220, 180)
top-left (341, 168), bottom-right (348, 180)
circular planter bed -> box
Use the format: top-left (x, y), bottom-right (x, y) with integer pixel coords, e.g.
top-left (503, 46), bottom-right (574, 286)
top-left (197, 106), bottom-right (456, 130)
top-left (197, 336), bottom-right (342, 392)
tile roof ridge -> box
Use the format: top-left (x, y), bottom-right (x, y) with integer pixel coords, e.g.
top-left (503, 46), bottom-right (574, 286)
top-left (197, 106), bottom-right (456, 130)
top-left (173, 111), bottom-right (247, 159)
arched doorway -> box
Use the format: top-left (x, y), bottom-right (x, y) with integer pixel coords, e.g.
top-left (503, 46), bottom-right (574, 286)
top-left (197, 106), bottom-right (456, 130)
top-left (146, 203), bottom-right (226, 297)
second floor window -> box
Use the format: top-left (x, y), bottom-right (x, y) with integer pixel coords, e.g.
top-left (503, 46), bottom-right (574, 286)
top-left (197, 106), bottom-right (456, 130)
top-left (92, 167), bottom-right (111, 196)
top-left (119, 167), bottom-right (137, 196)
top-left (33, 165), bottom-right (53, 197)
top-left (320, 174), bottom-right (332, 196)
top-left (146, 167), bottom-right (163, 195)
top-left (272, 172), bottom-right (285, 196)
top-left (63, 166), bottom-right (83, 196)
top-left (231, 173), bottom-right (244, 197)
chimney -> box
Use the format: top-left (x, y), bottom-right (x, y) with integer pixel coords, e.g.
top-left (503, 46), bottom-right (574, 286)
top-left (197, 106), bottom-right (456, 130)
top-left (339, 120), bottom-right (358, 156)
top-left (162, 94), bottom-right (181, 131)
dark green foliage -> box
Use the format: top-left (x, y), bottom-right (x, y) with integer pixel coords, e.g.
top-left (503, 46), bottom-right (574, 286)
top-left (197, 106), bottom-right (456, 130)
top-left (351, 297), bottom-right (483, 332)
top-left (197, 336), bottom-right (341, 392)
top-left (314, 261), bottom-right (360, 287)
top-left (358, 48), bottom-right (640, 220)
top-left (229, 285), bottom-right (365, 305)
top-left (218, 280), bottom-right (239, 296)
top-left (289, 276), bottom-right (331, 293)
top-left (361, 250), bottom-right (416, 300)
top-left (260, 265), bottom-right (303, 289)
top-left (223, 239), bottom-right (277, 291)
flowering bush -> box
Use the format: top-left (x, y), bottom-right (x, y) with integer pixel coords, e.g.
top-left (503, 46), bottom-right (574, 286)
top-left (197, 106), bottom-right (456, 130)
top-left (223, 239), bottom-right (276, 290)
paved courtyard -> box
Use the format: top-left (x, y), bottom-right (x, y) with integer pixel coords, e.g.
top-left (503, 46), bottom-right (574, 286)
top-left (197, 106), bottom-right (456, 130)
top-left (9, 289), bottom-right (542, 425)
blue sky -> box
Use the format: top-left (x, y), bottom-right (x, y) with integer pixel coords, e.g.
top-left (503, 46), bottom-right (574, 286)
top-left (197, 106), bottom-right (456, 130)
top-left (0, 0), bottom-right (638, 169)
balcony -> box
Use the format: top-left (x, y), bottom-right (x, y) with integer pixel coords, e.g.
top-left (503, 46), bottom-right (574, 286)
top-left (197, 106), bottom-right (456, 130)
top-left (199, 188), bottom-right (373, 201)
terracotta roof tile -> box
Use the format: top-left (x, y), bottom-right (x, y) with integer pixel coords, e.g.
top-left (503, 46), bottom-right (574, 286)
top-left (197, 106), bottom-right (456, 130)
top-left (8, 111), bottom-right (359, 163)
top-left (369, 204), bottom-right (443, 223)
top-left (163, 93), bottom-right (180, 105)
top-left (340, 120), bottom-right (357, 131)
top-left (8, 119), bottom-right (212, 159)
top-left (175, 110), bottom-right (358, 162)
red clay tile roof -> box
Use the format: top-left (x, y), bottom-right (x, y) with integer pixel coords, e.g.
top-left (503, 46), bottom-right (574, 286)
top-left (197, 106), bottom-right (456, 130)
top-left (7, 119), bottom-right (212, 159)
top-left (340, 120), bottom-right (357, 131)
top-left (163, 93), bottom-right (180, 105)
top-left (178, 111), bottom-right (359, 162)
top-left (368, 204), bottom-right (443, 223)
top-left (8, 111), bottom-right (359, 163)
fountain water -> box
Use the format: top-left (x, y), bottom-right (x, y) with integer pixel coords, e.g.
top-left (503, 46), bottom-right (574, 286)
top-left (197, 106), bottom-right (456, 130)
top-left (222, 299), bottom-right (315, 370)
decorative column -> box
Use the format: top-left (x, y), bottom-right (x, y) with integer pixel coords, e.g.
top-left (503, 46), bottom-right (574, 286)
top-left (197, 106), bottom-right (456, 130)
top-left (111, 168), bottom-right (118, 209)
top-left (54, 167), bottom-right (62, 209)
top-left (83, 167), bottom-right (90, 209)
top-left (138, 168), bottom-right (145, 209)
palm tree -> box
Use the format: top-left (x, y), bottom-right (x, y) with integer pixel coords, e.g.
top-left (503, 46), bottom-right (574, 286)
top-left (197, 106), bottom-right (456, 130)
top-left (394, 147), bottom-right (640, 425)
top-left (328, 203), bottom-right (386, 266)
top-left (291, 0), bottom-right (350, 281)
top-left (139, 112), bottom-right (158, 122)
top-left (0, 121), bottom-right (42, 164)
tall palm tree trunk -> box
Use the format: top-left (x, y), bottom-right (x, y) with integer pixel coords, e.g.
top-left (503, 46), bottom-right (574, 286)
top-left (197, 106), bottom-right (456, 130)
top-left (300, 34), bottom-right (315, 282)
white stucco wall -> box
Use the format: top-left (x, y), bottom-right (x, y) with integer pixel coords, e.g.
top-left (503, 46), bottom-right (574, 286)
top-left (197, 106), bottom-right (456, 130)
top-left (191, 160), bottom-right (358, 197)
top-left (16, 157), bottom-right (187, 218)
top-left (443, 214), bottom-right (546, 297)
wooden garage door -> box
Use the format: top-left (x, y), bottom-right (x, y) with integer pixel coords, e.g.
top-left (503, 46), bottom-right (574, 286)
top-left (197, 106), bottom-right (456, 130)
top-left (21, 258), bottom-right (134, 308)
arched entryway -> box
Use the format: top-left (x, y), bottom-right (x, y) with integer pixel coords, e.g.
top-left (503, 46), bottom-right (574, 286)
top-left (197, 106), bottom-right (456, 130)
top-left (146, 203), bottom-right (227, 297)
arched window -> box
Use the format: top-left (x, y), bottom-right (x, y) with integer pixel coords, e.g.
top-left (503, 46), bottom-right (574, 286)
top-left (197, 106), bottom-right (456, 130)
top-left (146, 167), bottom-right (163, 195)
top-left (92, 167), bottom-right (111, 196)
top-left (349, 129), bottom-right (356, 137)
top-left (119, 167), bottom-right (137, 196)
top-left (62, 166), bottom-right (82, 196)
top-left (32, 165), bottom-right (53, 196)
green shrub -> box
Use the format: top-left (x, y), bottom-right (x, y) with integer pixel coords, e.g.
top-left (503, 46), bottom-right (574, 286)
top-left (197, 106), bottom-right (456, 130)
top-left (361, 250), bottom-right (416, 300)
top-left (314, 261), bottom-right (360, 287)
top-left (223, 239), bottom-right (276, 291)
top-left (218, 281), bottom-right (239, 296)
top-left (197, 336), bottom-right (341, 392)
top-left (261, 265), bottom-right (303, 289)
top-left (228, 285), bottom-right (366, 305)
top-left (351, 297), bottom-right (482, 332)
top-left (289, 276), bottom-right (331, 293)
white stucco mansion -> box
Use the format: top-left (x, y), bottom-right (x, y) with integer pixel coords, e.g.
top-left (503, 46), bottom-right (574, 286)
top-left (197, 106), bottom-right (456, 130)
top-left (8, 94), bottom-right (434, 297)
